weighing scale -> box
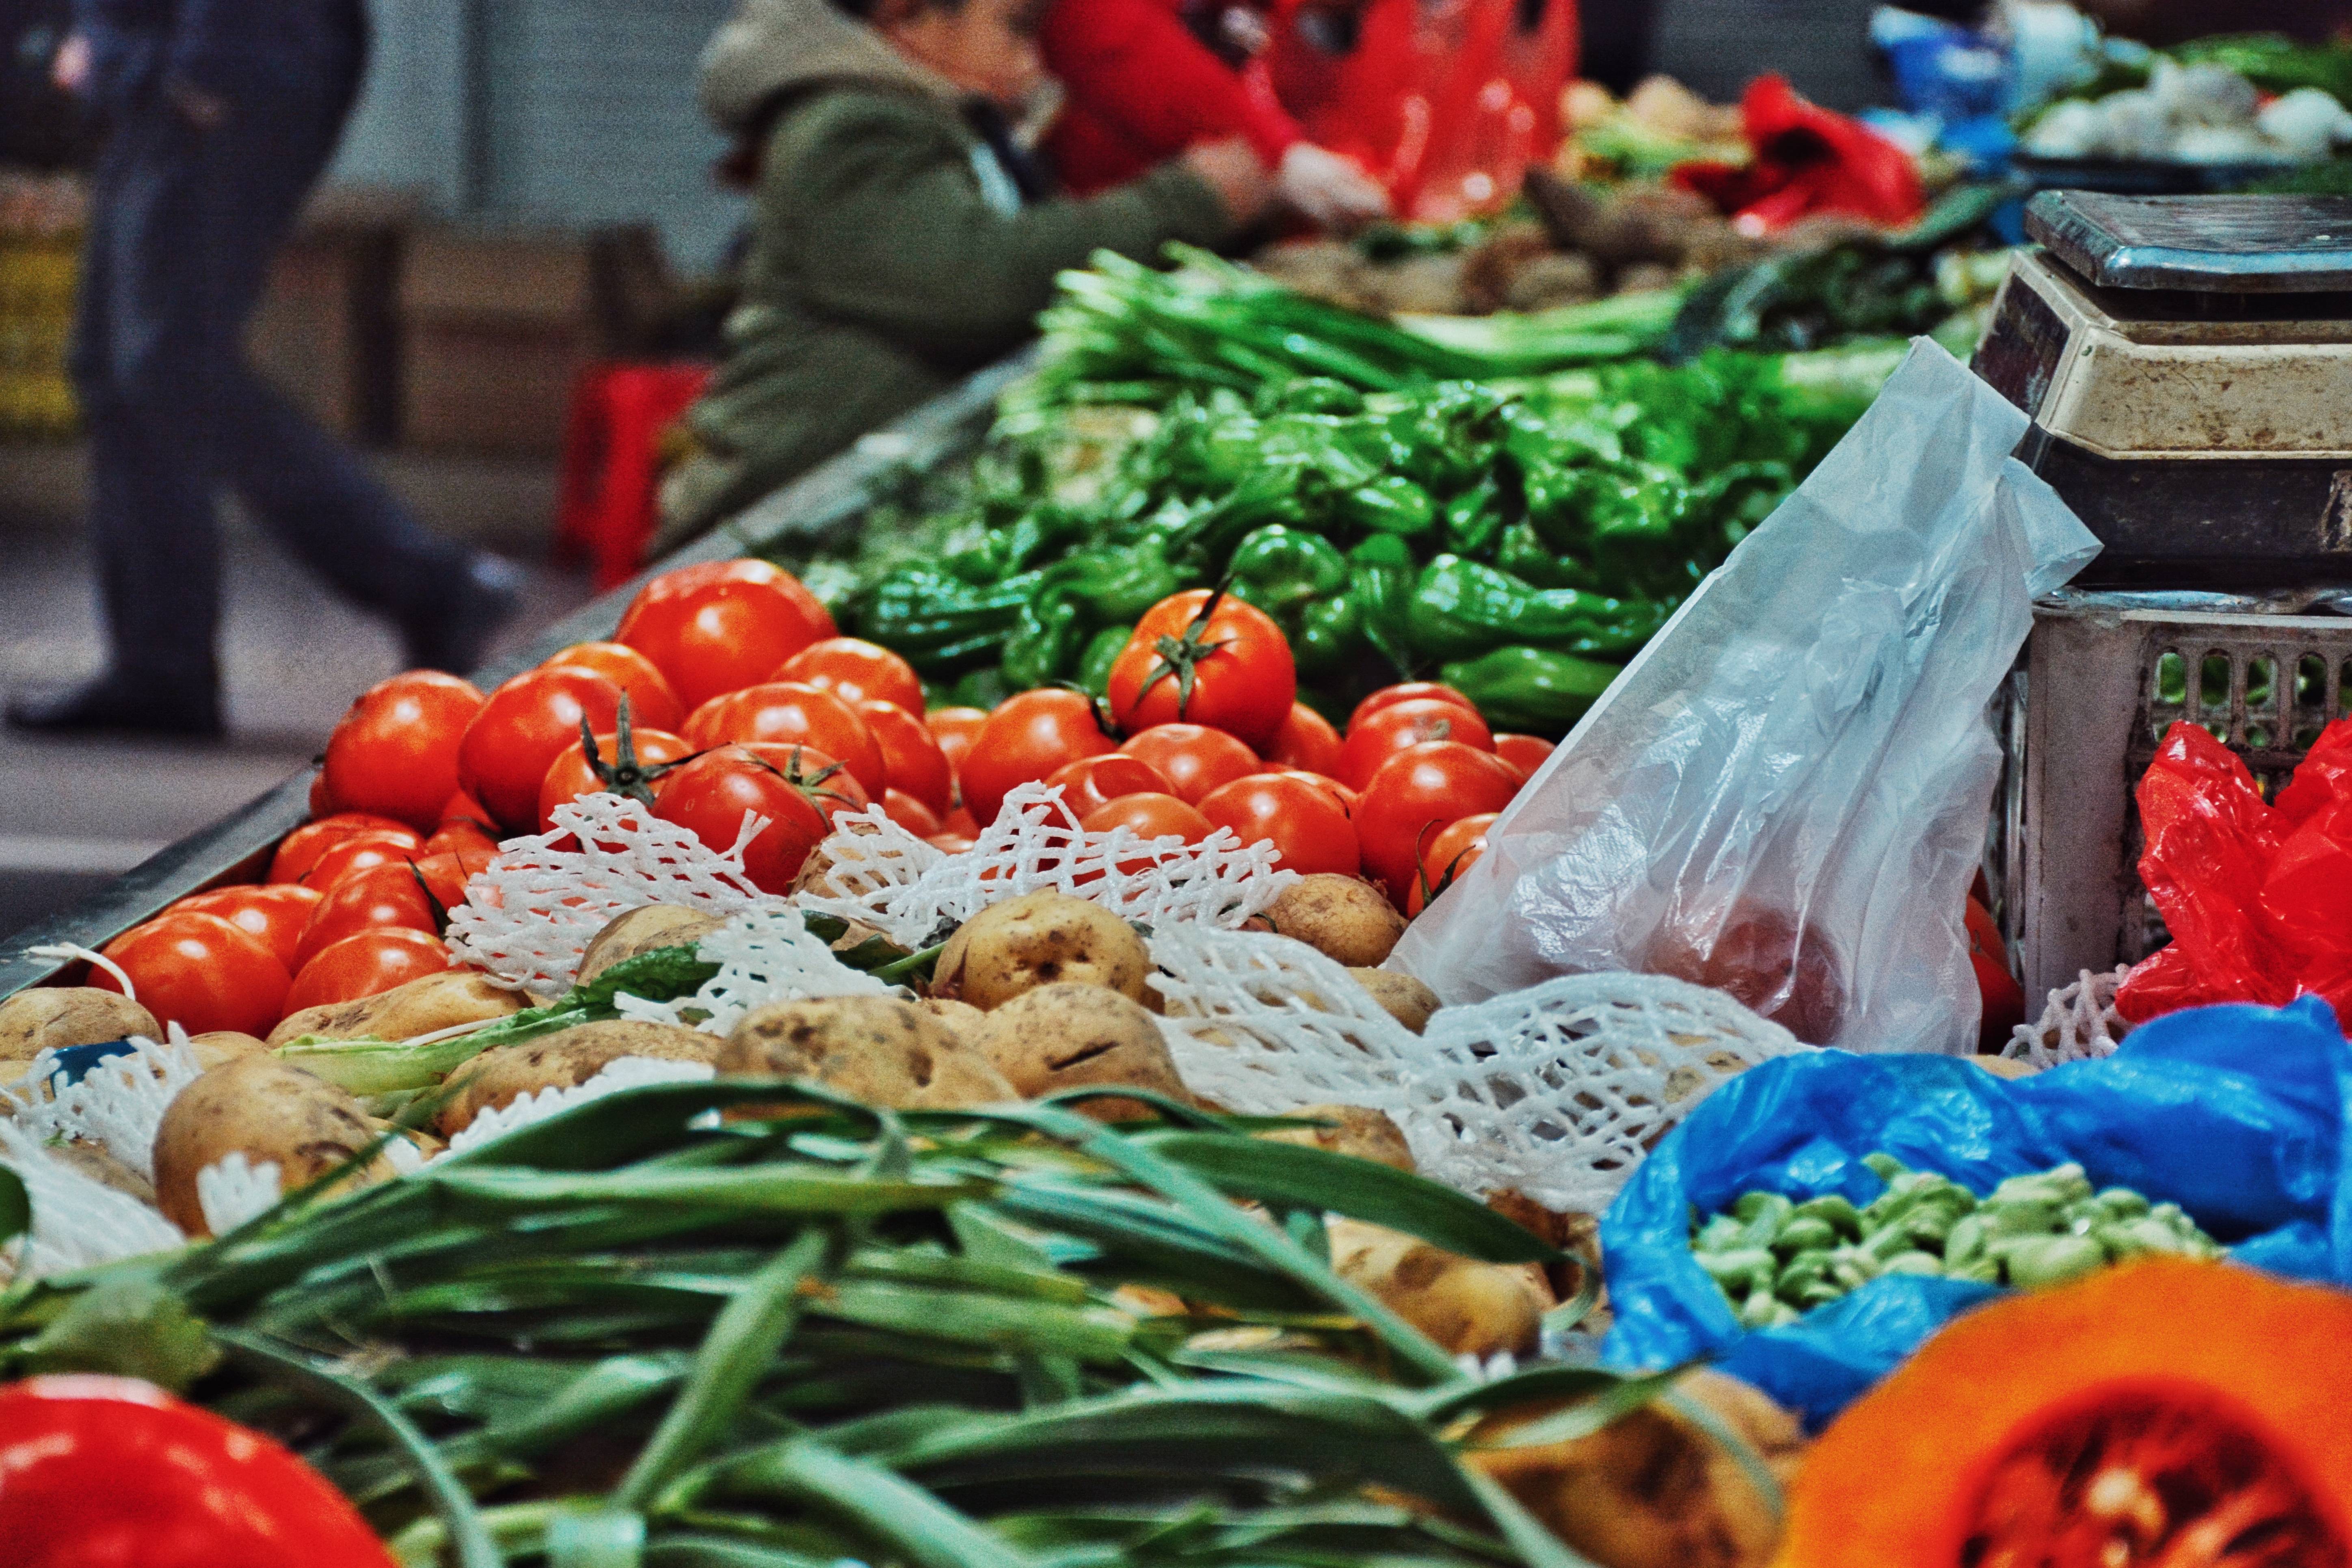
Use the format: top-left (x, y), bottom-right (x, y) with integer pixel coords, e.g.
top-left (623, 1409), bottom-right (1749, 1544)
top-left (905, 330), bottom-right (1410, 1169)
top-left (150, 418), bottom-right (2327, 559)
top-left (1973, 191), bottom-right (2352, 589)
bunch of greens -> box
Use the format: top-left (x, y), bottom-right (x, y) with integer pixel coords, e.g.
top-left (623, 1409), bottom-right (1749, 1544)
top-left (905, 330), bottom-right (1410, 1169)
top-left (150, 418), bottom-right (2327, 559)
top-left (0, 1071), bottom-right (1685, 1568)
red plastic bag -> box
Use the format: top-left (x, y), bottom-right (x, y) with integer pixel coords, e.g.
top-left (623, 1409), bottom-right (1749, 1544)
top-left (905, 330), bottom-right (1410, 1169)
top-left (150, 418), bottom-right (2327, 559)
top-left (2116, 720), bottom-right (2352, 1027)
top-left (1671, 74), bottom-right (1923, 234)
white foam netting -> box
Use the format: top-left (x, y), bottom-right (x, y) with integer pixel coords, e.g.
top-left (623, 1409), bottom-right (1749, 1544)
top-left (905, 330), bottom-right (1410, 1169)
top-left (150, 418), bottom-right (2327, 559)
top-left (2, 1030), bottom-right (205, 1181)
top-left (615, 906), bottom-right (896, 1035)
top-left (798, 785), bottom-right (1295, 948)
top-left (444, 1055), bottom-right (717, 1157)
top-left (446, 793), bottom-right (776, 996)
top-left (1148, 924), bottom-right (1810, 1213)
top-left (2003, 967), bottom-right (2131, 1068)
top-left (0, 1121), bottom-right (186, 1281)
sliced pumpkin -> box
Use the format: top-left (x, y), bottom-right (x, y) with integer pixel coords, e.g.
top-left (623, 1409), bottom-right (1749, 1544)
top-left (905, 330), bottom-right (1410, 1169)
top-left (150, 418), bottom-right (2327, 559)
top-left (1775, 1259), bottom-right (2352, 1568)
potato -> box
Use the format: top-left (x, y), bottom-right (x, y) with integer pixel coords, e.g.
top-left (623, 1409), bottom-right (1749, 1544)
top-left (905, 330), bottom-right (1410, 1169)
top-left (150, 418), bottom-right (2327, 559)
top-left (723, 996), bottom-right (1014, 1109)
top-left (188, 1032), bottom-right (269, 1071)
top-left (435, 1020), bottom-right (723, 1137)
top-left (1466, 1369), bottom-right (1804, 1568)
top-left (46, 1141), bottom-right (156, 1205)
top-left (267, 970), bottom-right (523, 1049)
top-left (577, 904), bottom-right (727, 985)
top-left (0, 988), bottom-right (161, 1067)
top-left (1971, 1053), bottom-right (2036, 1080)
top-left (1256, 1104), bottom-right (1414, 1170)
top-left (920, 997), bottom-right (987, 1037)
top-left (151, 1055), bottom-right (398, 1237)
top-left (791, 818), bottom-right (888, 899)
top-left (1327, 1216), bottom-right (1553, 1358)
top-left (932, 891), bottom-right (1149, 1010)
top-left (1349, 968), bottom-right (1440, 1034)
top-left (968, 983), bottom-right (1187, 1120)
top-left (1260, 876), bottom-right (1405, 967)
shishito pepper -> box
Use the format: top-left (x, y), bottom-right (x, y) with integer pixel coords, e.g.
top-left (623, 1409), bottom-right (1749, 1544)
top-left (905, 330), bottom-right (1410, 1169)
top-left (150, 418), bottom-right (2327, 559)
top-left (1348, 533), bottom-right (1418, 677)
top-left (856, 567), bottom-right (1040, 669)
top-left (1228, 524), bottom-right (1349, 620)
top-left (1440, 646), bottom-right (1622, 734)
top-left (1406, 556), bottom-right (1673, 663)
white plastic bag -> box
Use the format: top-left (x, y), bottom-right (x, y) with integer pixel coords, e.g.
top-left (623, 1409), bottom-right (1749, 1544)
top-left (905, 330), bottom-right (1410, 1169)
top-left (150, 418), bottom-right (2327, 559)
top-left (1393, 340), bottom-right (2099, 1054)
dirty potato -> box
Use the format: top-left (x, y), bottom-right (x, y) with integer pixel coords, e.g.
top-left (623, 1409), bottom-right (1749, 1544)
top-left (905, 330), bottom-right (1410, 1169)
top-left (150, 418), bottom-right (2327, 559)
top-left (1349, 968), bottom-right (1439, 1034)
top-left (186, 1032), bottom-right (270, 1071)
top-left (1467, 1369), bottom-right (1804, 1568)
top-left (919, 997), bottom-right (986, 1038)
top-left (151, 1055), bottom-right (398, 1237)
top-left (435, 1020), bottom-right (723, 1137)
top-left (723, 996), bottom-right (1014, 1109)
top-left (968, 982), bottom-right (1187, 1119)
top-left (0, 988), bottom-right (161, 1068)
top-left (1970, 1053), bottom-right (2036, 1080)
top-left (577, 904), bottom-right (727, 985)
top-left (1327, 1216), bottom-right (1553, 1358)
top-left (267, 970), bottom-right (523, 1049)
top-left (932, 891), bottom-right (1148, 1009)
top-left (1256, 1104), bottom-right (1414, 1170)
top-left (1260, 876), bottom-right (1406, 967)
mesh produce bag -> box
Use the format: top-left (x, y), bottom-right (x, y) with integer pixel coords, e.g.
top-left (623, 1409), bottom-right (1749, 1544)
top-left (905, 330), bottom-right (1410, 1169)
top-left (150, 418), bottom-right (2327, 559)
top-left (2, 1031), bottom-right (205, 1181)
top-left (443, 1056), bottom-right (718, 1157)
top-left (614, 907), bottom-right (895, 1035)
top-left (2003, 968), bottom-right (2130, 1069)
top-left (0, 1122), bottom-right (185, 1280)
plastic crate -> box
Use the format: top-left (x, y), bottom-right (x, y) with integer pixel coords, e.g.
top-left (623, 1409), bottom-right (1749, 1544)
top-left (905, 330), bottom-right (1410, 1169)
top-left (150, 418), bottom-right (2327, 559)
top-left (1996, 593), bottom-right (2352, 1001)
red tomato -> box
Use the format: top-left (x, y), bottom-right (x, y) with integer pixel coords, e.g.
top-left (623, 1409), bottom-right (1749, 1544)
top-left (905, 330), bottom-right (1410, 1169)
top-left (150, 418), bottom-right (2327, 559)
top-left (1262, 702), bottom-right (1344, 776)
top-left (173, 884), bottom-right (322, 971)
top-left (928, 833), bottom-right (978, 853)
top-left (438, 789), bottom-right (497, 833)
top-left (1493, 733), bottom-right (1556, 780)
top-left (959, 689), bottom-right (1116, 826)
top-left (654, 743), bottom-right (859, 893)
top-left (1354, 742), bottom-right (1521, 901)
top-left (1080, 792), bottom-right (1213, 876)
top-left (1198, 773), bottom-right (1360, 876)
top-left (535, 726), bottom-right (694, 833)
top-left (1265, 768), bottom-right (1358, 813)
top-left (857, 700), bottom-right (953, 815)
top-left (1968, 894), bottom-right (2026, 1051)
top-left (883, 788), bottom-right (943, 836)
top-left (411, 847), bottom-right (490, 915)
top-left (267, 813), bottom-right (419, 885)
top-left (925, 706), bottom-right (990, 775)
top-left (1044, 753), bottom-right (1174, 822)
top-left (1408, 811), bottom-right (1498, 911)
top-left (292, 861), bottom-right (439, 971)
top-left (0, 1375), bottom-right (398, 1568)
top-left (939, 804), bottom-right (981, 838)
top-left (1335, 697), bottom-right (1496, 791)
top-left (1107, 590), bottom-right (1297, 750)
top-left (682, 681), bottom-right (886, 797)
top-left (457, 665), bottom-right (627, 831)
top-left (1348, 682), bottom-right (1478, 735)
top-left (319, 670), bottom-right (486, 831)
top-left (1120, 723), bottom-right (1260, 805)
top-left (300, 830), bottom-right (424, 892)
top-left (284, 928), bottom-right (454, 1015)
top-left (424, 816), bottom-right (500, 863)
top-left (614, 559), bottom-right (836, 709)
top-left (539, 640), bottom-right (687, 732)
top-left (307, 769), bottom-right (333, 816)
top-left (777, 637), bottom-right (925, 715)
top-left (94, 913), bottom-right (290, 1037)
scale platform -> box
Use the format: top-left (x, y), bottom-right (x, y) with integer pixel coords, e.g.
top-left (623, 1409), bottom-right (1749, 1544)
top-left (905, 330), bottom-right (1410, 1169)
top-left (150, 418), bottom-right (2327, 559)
top-left (1973, 192), bottom-right (2352, 589)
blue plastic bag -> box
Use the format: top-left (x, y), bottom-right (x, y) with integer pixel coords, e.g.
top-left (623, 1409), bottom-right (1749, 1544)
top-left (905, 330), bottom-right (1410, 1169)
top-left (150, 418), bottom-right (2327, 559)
top-left (1598, 996), bottom-right (2352, 1427)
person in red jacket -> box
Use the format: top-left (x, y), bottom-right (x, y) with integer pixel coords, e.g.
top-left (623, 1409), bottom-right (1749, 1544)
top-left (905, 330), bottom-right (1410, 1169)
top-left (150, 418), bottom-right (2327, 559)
top-left (1040, 0), bottom-right (1390, 229)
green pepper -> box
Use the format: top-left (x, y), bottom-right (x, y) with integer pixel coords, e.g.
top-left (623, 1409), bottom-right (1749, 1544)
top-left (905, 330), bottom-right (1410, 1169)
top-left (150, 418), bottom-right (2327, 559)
top-left (1406, 556), bottom-right (1671, 663)
top-left (1000, 594), bottom-right (1084, 691)
top-left (1338, 474), bottom-right (1438, 538)
top-left (1294, 594), bottom-right (1364, 677)
top-left (1439, 647), bottom-right (1621, 735)
top-left (1441, 476), bottom-right (1505, 558)
top-left (1075, 625), bottom-right (1132, 696)
top-left (1495, 522), bottom-right (1604, 592)
top-left (854, 567), bottom-right (1038, 670)
top-left (1227, 525), bottom-right (1349, 619)
top-left (1349, 534), bottom-right (1418, 677)
top-left (1046, 537), bottom-right (1185, 623)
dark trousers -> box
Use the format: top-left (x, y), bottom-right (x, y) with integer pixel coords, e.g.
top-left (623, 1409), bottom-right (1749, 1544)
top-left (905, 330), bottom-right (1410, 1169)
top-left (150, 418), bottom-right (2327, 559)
top-left (69, 46), bottom-right (468, 688)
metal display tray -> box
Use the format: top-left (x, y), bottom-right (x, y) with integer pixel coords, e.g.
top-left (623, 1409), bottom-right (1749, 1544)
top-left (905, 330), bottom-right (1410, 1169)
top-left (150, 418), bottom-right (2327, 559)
top-left (0, 353), bottom-right (1030, 1001)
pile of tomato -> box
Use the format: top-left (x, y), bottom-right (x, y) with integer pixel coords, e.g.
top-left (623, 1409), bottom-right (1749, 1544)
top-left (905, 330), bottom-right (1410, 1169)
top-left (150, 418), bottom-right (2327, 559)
top-left (82, 560), bottom-right (1556, 1040)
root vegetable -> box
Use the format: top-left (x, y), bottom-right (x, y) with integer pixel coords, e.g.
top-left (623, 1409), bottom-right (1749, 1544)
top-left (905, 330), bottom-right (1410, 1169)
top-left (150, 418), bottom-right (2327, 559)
top-left (1256, 1105), bottom-right (1414, 1170)
top-left (435, 1020), bottom-right (724, 1137)
top-left (1349, 967), bottom-right (1439, 1033)
top-left (266, 970), bottom-right (523, 1049)
top-left (1327, 1215), bottom-right (1553, 1357)
top-left (967, 982), bottom-right (1187, 1120)
top-left (577, 905), bottom-right (728, 984)
top-left (919, 997), bottom-right (986, 1037)
top-left (151, 1055), bottom-right (398, 1237)
top-left (1468, 1368), bottom-right (1803, 1568)
top-left (0, 988), bottom-right (161, 1066)
top-left (722, 996), bottom-right (1014, 1109)
top-left (1260, 875), bottom-right (1405, 967)
top-left (932, 891), bottom-right (1149, 1009)
top-left (186, 1032), bottom-right (269, 1071)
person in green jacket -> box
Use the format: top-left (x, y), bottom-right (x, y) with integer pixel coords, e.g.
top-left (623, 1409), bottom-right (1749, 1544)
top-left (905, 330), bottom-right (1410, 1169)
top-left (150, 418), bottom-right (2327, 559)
top-left (658, 0), bottom-right (1272, 543)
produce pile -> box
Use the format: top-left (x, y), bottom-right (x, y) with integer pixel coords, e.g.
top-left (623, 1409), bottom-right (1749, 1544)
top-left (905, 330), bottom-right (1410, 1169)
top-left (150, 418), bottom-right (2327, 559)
top-left (2024, 34), bottom-right (2352, 166)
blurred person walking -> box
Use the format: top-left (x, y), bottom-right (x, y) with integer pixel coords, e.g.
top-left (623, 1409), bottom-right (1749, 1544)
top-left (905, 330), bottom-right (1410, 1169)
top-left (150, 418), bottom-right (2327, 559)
top-left (9, 0), bottom-right (519, 740)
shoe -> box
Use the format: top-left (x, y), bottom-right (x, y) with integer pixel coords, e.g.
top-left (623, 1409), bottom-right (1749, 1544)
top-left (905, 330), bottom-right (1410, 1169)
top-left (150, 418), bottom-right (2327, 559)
top-left (6, 672), bottom-right (224, 739)
top-left (400, 553), bottom-right (525, 676)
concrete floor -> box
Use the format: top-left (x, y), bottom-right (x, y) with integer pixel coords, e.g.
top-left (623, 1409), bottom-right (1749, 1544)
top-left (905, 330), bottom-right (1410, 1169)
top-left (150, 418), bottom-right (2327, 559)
top-left (0, 440), bottom-right (598, 939)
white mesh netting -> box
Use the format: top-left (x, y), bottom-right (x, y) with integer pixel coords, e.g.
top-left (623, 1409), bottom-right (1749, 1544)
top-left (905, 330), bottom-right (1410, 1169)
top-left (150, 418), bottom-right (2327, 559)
top-left (443, 1055), bottom-right (718, 1157)
top-left (197, 1151), bottom-right (285, 1237)
top-left (0, 1121), bottom-right (186, 1281)
top-left (446, 794), bottom-right (775, 995)
top-left (2, 1031), bottom-right (205, 1181)
top-left (1147, 924), bottom-right (1809, 1213)
top-left (614, 907), bottom-right (897, 1035)
top-left (2003, 967), bottom-right (2131, 1068)
top-left (798, 786), bottom-right (1295, 949)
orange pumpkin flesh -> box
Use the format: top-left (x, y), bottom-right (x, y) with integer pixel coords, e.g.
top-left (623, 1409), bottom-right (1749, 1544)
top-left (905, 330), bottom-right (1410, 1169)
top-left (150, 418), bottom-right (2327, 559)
top-left (1775, 1260), bottom-right (2352, 1568)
